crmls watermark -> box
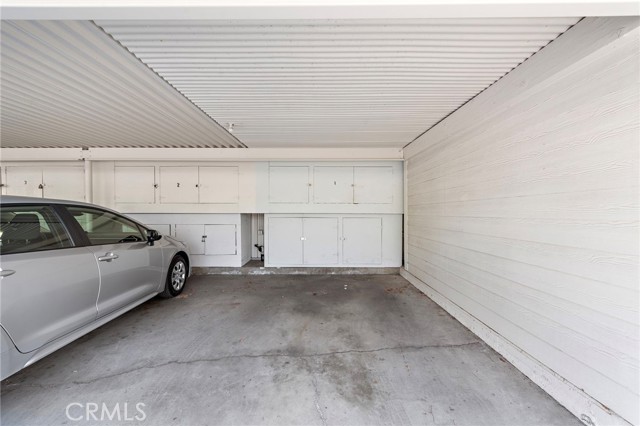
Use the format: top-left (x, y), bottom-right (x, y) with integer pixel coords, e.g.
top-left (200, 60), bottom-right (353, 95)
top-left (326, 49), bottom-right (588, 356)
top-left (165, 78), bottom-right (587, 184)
top-left (65, 402), bottom-right (147, 422)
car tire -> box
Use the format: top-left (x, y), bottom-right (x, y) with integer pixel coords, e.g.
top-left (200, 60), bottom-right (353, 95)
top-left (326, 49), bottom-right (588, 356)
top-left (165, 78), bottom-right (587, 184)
top-left (160, 255), bottom-right (188, 298)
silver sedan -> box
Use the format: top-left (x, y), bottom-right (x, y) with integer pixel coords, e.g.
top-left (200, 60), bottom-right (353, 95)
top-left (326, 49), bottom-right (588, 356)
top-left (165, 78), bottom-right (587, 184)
top-left (0, 196), bottom-right (191, 380)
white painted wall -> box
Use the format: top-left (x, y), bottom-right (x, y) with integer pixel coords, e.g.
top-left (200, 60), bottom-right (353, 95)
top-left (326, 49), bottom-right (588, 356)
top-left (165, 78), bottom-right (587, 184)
top-left (403, 17), bottom-right (639, 426)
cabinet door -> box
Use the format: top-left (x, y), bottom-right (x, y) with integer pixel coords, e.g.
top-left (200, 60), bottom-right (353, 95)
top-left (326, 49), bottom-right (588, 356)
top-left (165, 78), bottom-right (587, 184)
top-left (303, 218), bottom-right (339, 265)
top-left (199, 166), bottom-right (239, 204)
top-left (313, 166), bottom-right (353, 204)
top-left (268, 217), bottom-right (303, 265)
top-left (343, 217), bottom-right (382, 264)
top-left (204, 224), bottom-right (237, 255)
top-left (115, 166), bottom-right (155, 204)
top-left (269, 166), bottom-right (309, 203)
top-left (160, 166), bottom-right (198, 204)
top-left (42, 167), bottom-right (85, 201)
top-left (174, 224), bottom-right (205, 255)
top-left (354, 166), bottom-right (393, 204)
top-left (5, 167), bottom-right (43, 197)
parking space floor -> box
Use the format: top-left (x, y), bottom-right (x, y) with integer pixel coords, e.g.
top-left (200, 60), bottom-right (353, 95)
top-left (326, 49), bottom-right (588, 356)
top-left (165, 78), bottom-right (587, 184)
top-left (1, 274), bottom-right (580, 426)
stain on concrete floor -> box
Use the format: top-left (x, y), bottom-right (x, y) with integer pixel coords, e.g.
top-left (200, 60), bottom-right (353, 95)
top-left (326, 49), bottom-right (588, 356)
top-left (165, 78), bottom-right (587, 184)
top-left (1, 275), bottom-right (581, 426)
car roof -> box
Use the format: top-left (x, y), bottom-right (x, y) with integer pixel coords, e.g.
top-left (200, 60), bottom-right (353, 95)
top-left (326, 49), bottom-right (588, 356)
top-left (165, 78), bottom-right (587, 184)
top-left (0, 195), bottom-right (98, 207)
top-left (0, 195), bottom-right (150, 228)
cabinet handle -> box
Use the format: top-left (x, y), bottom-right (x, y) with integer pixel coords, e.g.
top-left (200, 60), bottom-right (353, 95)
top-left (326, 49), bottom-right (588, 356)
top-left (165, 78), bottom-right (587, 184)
top-left (176, 182), bottom-right (180, 188)
top-left (202, 235), bottom-right (207, 242)
top-left (308, 183), bottom-right (312, 187)
top-left (38, 184), bottom-right (44, 189)
top-left (154, 184), bottom-right (158, 188)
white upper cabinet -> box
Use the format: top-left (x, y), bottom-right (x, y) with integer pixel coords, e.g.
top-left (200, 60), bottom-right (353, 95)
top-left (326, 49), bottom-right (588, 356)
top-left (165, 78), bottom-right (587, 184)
top-left (160, 166), bottom-right (199, 204)
top-left (4, 166), bottom-right (85, 201)
top-left (42, 167), bottom-right (85, 201)
top-left (269, 166), bottom-right (310, 204)
top-left (5, 167), bottom-right (43, 198)
top-left (313, 166), bottom-right (353, 204)
top-left (354, 166), bottom-right (393, 204)
top-left (115, 166), bottom-right (155, 204)
top-left (199, 166), bottom-right (239, 204)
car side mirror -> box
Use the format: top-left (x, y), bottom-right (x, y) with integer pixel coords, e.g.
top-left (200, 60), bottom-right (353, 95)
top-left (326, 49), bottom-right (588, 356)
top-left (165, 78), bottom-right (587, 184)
top-left (146, 229), bottom-right (162, 246)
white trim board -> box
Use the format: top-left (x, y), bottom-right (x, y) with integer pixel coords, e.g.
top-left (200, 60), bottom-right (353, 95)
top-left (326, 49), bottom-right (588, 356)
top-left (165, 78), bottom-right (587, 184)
top-left (0, 148), bottom-right (403, 162)
top-left (1, 1), bottom-right (637, 20)
top-left (400, 268), bottom-right (633, 426)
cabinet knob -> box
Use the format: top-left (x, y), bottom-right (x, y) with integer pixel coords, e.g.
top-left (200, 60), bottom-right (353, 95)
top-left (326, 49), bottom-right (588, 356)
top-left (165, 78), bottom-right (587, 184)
top-left (195, 184), bottom-right (199, 188)
top-left (154, 184), bottom-right (158, 188)
top-left (38, 184), bottom-right (44, 189)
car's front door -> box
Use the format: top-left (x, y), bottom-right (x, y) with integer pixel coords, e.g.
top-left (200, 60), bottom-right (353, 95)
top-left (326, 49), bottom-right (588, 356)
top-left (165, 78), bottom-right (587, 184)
top-left (0, 204), bottom-right (100, 353)
top-left (64, 206), bottom-right (163, 318)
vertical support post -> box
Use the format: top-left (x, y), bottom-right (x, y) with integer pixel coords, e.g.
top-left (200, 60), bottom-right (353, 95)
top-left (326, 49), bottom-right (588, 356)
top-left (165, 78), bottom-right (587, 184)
top-left (84, 158), bottom-right (92, 203)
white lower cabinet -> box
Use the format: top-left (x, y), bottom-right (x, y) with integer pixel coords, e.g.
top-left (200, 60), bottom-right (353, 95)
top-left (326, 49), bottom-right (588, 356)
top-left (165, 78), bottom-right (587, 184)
top-left (303, 218), bottom-right (339, 264)
top-left (174, 224), bottom-right (207, 255)
top-left (174, 224), bottom-right (237, 256)
top-left (343, 217), bottom-right (382, 264)
top-left (129, 213), bottom-right (252, 268)
top-left (268, 218), bottom-right (304, 265)
top-left (265, 214), bottom-right (400, 267)
top-left (267, 217), bottom-right (339, 266)
top-left (204, 224), bottom-right (237, 255)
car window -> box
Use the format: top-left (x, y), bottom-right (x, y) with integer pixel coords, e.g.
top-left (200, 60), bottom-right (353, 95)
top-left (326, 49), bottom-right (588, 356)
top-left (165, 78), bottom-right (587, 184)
top-left (0, 205), bottom-right (73, 255)
top-left (65, 206), bottom-right (145, 245)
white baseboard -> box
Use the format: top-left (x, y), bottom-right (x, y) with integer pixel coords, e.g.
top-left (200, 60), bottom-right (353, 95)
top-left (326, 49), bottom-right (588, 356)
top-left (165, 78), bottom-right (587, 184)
top-left (400, 268), bottom-right (633, 426)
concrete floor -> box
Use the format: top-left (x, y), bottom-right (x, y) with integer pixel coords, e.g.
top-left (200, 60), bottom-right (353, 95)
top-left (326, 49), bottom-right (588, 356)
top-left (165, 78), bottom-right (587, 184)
top-left (1, 275), bottom-right (580, 426)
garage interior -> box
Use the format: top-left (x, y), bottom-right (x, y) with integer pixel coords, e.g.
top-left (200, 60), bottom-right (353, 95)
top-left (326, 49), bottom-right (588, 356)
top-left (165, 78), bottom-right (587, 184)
top-left (0, 2), bottom-right (638, 426)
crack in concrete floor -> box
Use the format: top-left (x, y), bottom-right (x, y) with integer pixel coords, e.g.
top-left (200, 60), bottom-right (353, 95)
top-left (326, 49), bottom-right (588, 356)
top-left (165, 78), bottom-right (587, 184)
top-left (3, 341), bottom-right (482, 392)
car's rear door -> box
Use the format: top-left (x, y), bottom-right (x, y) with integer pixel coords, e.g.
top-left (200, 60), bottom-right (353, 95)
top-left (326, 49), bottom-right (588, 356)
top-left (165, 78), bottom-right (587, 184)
top-left (0, 204), bottom-right (100, 353)
top-left (62, 206), bottom-right (163, 317)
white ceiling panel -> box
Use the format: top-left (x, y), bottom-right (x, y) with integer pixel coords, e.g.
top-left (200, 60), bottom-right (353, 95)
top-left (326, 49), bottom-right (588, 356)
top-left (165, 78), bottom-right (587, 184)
top-left (0, 20), bottom-right (244, 148)
top-left (96, 18), bottom-right (580, 147)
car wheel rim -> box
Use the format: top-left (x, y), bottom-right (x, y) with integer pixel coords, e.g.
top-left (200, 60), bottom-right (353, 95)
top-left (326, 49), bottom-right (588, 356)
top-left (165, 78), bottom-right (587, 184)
top-left (171, 261), bottom-right (186, 291)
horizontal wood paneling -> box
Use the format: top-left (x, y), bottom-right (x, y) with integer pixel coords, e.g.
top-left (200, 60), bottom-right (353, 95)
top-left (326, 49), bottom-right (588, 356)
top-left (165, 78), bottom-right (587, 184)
top-left (405, 17), bottom-right (639, 425)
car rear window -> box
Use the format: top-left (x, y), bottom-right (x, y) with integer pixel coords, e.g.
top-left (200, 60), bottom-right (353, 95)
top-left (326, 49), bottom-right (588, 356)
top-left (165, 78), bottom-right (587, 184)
top-left (0, 205), bottom-right (73, 255)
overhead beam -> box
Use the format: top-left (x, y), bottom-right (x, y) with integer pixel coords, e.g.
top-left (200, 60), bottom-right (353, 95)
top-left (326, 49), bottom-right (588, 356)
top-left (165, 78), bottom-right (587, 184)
top-left (0, 147), bottom-right (404, 162)
top-left (1, 1), bottom-right (638, 20)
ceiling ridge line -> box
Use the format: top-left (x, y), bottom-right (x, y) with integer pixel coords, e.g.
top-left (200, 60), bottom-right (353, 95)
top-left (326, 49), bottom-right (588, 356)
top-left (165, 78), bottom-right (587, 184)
top-left (90, 20), bottom-right (248, 149)
top-left (401, 17), bottom-right (585, 152)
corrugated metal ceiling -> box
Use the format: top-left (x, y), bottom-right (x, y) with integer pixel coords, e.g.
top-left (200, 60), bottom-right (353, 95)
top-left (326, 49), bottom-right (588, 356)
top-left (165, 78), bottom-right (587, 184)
top-left (96, 17), bottom-right (580, 148)
top-left (0, 20), bottom-right (244, 148)
top-left (0, 18), bottom-right (580, 149)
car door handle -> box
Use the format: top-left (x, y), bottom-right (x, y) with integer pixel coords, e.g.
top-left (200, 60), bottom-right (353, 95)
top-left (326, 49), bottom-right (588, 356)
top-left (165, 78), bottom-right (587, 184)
top-left (98, 252), bottom-right (119, 262)
top-left (0, 269), bottom-right (16, 278)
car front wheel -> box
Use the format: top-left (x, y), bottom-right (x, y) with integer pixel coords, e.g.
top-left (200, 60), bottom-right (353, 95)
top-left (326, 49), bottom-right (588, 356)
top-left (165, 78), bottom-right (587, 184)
top-left (160, 255), bottom-right (188, 298)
